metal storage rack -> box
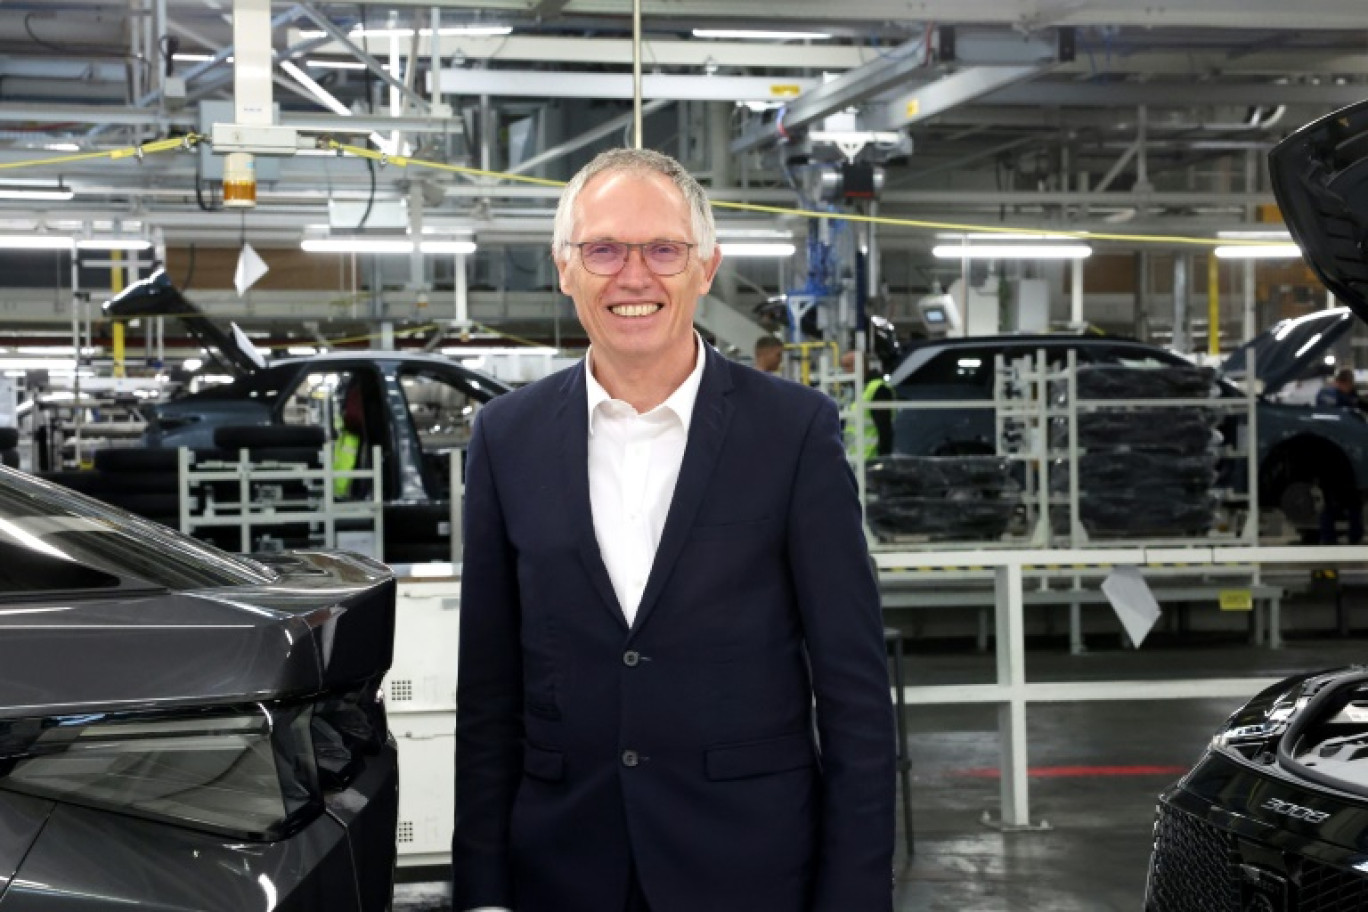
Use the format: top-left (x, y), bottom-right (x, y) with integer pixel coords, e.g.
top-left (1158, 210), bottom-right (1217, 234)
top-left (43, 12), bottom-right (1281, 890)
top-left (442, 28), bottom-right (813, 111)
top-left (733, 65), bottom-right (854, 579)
top-left (176, 443), bottom-right (384, 558)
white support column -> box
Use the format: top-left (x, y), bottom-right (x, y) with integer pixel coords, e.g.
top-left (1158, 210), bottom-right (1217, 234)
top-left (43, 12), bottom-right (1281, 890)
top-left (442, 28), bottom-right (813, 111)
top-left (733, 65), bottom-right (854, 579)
top-left (994, 563), bottom-right (1030, 828)
top-left (1070, 257), bottom-right (1084, 326)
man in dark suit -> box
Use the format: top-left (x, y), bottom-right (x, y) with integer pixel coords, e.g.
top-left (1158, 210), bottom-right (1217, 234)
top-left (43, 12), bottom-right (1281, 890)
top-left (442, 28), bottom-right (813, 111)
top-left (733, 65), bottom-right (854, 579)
top-left (453, 147), bottom-right (895, 912)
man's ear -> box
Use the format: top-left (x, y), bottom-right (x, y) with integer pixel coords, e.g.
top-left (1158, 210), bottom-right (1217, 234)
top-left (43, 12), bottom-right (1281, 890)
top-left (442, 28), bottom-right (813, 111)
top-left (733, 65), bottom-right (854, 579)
top-left (697, 246), bottom-right (723, 294)
top-left (554, 251), bottom-right (572, 295)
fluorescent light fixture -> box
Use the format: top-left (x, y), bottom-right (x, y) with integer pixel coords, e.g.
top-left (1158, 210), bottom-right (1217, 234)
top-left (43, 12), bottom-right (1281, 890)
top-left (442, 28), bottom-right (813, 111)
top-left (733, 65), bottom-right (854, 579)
top-left (44, 142), bottom-right (80, 152)
top-left (420, 240), bottom-right (477, 254)
top-left (692, 28), bottom-right (832, 40)
top-left (719, 242), bottom-right (797, 257)
top-left (304, 59), bottom-right (370, 70)
top-left (301, 238), bottom-right (477, 255)
top-left (76, 238), bottom-right (152, 251)
top-left (0, 184), bottom-right (73, 201)
top-left (280, 60), bottom-right (352, 117)
top-left (1213, 244), bottom-right (1302, 260)
top-left (287, 346), bottom-right (318, 356)
top-left (935, 232), bottom-right (1082, 241)
top-left (0, 357), bottom-right (78, 371)
top-left (932, 244), bottom-right (1092, 260)
top-left (1217, 229), bottom-right (1291, 240)
top-left (173, 53), bottom-right (233, 63)
top-left (0, 235), bottom-right (74, 250)
top-left (300, 26), bottom-right (512, 39)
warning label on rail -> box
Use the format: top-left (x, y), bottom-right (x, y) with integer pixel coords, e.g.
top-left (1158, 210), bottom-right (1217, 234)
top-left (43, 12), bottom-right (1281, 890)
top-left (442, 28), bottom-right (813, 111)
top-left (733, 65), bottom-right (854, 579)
top-left (1219, 589), bottom-right (1253, 611)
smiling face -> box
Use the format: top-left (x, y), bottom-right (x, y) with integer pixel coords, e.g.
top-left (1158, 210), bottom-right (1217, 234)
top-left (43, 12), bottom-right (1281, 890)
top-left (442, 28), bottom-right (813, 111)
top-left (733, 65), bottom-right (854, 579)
top-left (557, 169), bottom-right (722, 384)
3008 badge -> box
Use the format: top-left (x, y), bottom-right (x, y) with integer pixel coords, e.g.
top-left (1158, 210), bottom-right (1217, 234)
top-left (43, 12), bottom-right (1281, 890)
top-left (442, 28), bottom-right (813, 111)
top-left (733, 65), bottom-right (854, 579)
top-left (1261, 798), bottom-right (1332, 824)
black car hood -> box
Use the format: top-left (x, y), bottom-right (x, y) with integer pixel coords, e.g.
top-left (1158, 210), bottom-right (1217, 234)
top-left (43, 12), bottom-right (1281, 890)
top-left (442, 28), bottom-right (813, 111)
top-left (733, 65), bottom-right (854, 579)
top-left (0, 550), bottom-right (394, 720)
top-left (1269, 97), bottom-right (1368, 326)
top-left (1219, 306), bottom-right (1354, 396)
top-left (103, 269), bottom-right (264, 379)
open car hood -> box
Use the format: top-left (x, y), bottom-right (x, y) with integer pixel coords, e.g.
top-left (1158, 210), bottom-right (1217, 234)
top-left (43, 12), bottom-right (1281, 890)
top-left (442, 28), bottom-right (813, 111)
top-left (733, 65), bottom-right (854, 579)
top-left (1269, 98), bottom-right (1368, 326)
top-left (103, 269), bottom-right (265, 379)
top-left (1220, 306), bottom-right (1354, 396)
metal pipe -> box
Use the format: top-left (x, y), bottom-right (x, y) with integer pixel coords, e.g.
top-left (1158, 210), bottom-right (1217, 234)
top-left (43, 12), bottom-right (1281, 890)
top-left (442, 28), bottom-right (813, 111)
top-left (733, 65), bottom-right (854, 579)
top-left (631, 0), bottom-right (643, 148)
top-left (510, 99), bottom-right (670, 175)
top-left (1208, 252), bottom-right (1221, 355)
top-left (1172, 253), bottom-right (1189, 353)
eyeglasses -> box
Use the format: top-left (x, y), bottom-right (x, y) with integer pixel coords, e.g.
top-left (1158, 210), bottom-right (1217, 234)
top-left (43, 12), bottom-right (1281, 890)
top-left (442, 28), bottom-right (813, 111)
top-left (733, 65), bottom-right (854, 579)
top-left (570, 240), bottom-right (695, 276)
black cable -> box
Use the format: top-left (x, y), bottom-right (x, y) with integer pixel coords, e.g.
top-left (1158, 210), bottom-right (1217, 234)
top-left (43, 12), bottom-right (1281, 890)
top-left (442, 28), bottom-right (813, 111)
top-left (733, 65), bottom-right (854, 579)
top-left (159, 35), bottom-right (180, 76)
top-left (359, 5), bottom-right (375, 113)
top-left (194, 174), bottom-right (221, 212)
top-left (357, 154), bottom-right (375, 229)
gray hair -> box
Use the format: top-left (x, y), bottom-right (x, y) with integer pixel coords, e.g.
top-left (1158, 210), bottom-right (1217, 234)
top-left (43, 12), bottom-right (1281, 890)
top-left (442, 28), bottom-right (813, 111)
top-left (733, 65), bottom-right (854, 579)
top-left (551, 148), bottom-right (716, 264)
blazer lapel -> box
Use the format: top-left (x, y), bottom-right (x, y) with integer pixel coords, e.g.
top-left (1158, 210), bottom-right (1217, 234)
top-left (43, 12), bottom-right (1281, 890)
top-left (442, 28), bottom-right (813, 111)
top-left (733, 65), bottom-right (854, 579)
top-left (555, 362), bottom-right (629, 631)
top-left (629, 347), bottom-right (735, 638)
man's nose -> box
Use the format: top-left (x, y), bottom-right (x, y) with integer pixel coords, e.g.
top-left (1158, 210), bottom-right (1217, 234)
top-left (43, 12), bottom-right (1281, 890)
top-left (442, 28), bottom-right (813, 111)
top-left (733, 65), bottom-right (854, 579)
top-left (615, 246), bottom-right (654, 283)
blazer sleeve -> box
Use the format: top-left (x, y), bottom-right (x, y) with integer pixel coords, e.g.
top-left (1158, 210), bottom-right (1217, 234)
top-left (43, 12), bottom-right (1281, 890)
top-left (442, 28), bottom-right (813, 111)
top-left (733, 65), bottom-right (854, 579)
top-left (786, 397), bottom-right (896, 912)
top-left (452, 410), bottom-right (524, 909)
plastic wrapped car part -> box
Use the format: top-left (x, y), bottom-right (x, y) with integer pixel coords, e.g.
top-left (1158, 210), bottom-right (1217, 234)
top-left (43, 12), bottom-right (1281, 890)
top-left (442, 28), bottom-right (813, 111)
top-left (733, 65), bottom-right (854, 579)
top-left (1052, 364), bottom-right (1219, 401)
top-left (1052, 492), bottom-right (1216, 538)
top-left (1049, 450), bottom-right (1219, 494)
top-left (866, 455), bottom-right (1019, 497)
top-left (867, 496), bottom-right (1018, 541)
top-left (1053, 411), bottom-right (1222, 452)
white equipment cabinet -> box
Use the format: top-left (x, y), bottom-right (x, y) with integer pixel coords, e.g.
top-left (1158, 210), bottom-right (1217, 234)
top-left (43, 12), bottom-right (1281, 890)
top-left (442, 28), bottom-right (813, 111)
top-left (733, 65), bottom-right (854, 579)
top-left (387, 575), bottom-right (461, 867)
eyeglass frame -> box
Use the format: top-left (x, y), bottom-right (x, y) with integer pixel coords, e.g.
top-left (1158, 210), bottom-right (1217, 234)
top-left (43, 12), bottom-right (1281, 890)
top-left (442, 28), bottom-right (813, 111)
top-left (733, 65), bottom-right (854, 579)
top-left (568, 240), bottom-right (698, 277)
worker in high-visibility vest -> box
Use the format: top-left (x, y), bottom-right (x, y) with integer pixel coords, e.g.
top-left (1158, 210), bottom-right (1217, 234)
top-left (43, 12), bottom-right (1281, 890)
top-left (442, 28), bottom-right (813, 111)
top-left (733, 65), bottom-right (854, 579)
top-left (840, 350), bottom-right (895, 460)
top-left (333, 381), bottom-right (366, 498)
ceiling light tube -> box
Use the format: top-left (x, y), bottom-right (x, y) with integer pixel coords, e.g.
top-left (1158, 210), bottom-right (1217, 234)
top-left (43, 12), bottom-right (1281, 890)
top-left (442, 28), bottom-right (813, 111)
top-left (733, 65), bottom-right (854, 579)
top-left (420, 240), bottom-right (478, 254)
top-left (1216, 230), bottom-right (1291, 240)
top-left (299, 26), bottom-right (512, 40)
top-left (76, 239), bottom-right (153, 251)
top-left (301, 238), bottom-right (477, 255)
top-left (304, 59), bottom-right (370, 70)
top-left (932, 244), bottom-right (1092, 260)
top-left (719, 242), bottom-right (797, 257)
top-left (1213, 244), bottom-right (1302, 260)
top-left (692, 28), bottom-right (832, 40)
top-left (0, 184), bottom-right (73, 201)
top-left (0, 236), bottom-right (74, 250)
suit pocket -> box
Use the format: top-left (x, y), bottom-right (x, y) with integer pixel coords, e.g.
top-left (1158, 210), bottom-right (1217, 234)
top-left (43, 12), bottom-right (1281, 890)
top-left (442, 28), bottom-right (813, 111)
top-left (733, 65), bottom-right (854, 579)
top-left (689, 516), bottom-right (779, 542)
top-left (704, 732), bottom-right (817, 781)
top-left (525, 694), bottom-right (561, 722)
top-left (523, 743), bottom-right (565, 782)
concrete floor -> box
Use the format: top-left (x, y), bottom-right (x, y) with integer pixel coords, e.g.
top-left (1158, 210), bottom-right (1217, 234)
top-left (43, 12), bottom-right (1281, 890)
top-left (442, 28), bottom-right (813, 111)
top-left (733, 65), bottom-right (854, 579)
top-left (396, 630), bottom-right (1368, 911)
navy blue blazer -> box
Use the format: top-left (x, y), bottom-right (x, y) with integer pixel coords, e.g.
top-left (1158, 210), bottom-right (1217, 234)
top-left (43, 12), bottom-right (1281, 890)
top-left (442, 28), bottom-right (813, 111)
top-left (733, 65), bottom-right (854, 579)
top-left (454, 345), bottom-right (895, 912)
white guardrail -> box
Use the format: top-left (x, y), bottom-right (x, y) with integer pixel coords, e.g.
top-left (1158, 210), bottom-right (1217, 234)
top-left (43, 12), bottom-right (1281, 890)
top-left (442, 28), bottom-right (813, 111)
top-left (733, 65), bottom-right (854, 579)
top-left (873, 545), bottom-right (1368, 829)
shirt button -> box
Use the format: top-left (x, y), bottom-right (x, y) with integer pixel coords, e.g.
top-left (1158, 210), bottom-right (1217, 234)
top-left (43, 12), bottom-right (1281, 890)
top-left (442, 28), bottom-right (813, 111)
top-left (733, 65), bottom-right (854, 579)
top-left (623, 650), bottom-right (640, 667)
top-left (622, 750), bottom-right (640, 768)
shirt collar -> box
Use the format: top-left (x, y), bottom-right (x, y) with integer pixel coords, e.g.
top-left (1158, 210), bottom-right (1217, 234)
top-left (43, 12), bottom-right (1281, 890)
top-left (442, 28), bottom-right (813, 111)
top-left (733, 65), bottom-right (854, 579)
top-left (586, 332), bottom-right (708, 436)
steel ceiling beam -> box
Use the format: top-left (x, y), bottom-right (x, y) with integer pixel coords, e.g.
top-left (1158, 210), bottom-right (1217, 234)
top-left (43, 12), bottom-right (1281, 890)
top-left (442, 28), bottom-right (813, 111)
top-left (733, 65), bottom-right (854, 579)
top-left (295, 2), bottom-right (431, 113)
top-left (983, 80), bottom-right (1368, 107)
top-left (508, 99), bottom-right (671, 175)
top-left (434, 69), bottom-right (818, 102)
top-left (870, 65), bottom-right (1049, 130)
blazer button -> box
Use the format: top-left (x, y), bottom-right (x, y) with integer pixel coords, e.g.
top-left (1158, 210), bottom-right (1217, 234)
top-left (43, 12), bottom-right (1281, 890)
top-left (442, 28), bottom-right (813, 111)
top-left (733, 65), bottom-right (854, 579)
top-left (622, 750), bottom-right (640, 768)
top-left (623, 650), bottom-right (641, 667)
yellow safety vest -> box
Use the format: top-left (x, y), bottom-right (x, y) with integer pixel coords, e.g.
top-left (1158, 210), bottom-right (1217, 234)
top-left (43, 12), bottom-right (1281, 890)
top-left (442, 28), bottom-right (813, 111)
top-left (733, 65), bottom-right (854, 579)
top-left (844, 378), bottom-right (888, 460)
top-left (333, 431), bottom-right (360, 498)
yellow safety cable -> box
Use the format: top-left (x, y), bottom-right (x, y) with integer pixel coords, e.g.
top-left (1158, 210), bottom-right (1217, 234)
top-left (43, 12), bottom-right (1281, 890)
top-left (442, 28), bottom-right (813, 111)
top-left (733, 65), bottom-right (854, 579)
top-left (0, 134), bottom-right (199, 171)
top-left (0, 134), bottom-right (1275, 250)
top-left (323, 138), bottom-right (1275, 249)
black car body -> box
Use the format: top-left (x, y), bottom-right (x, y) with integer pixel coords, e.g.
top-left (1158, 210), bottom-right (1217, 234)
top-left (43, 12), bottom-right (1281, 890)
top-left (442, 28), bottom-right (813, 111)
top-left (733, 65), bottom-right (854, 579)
top-left (886, 311), bottom-right (1366, 532)
top-left (1144, 97), bottom-right (1368, 912)
top-left (98, 271), bottom-right (512, 562)
top-left (1146, 668), bottom-right (1368, 911)
top-left (0, 464), bottom-right (398, 909)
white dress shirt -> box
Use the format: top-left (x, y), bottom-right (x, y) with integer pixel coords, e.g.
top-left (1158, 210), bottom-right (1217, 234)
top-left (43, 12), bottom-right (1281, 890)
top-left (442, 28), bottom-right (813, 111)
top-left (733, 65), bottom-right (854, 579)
top-left (585, 335), bottom-right (706, 626)
top-left (461, 338), bottom-right (705, 912)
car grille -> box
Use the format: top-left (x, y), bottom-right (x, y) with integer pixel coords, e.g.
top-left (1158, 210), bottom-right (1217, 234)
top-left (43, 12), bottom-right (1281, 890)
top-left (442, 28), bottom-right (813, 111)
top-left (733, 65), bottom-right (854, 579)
top-left (1149, 804), bottom-right (1240, 912)
top-left (1299, 860), bottom-right (1368, 912)
top-left (1150, 803), bottom-right (1368, 912)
